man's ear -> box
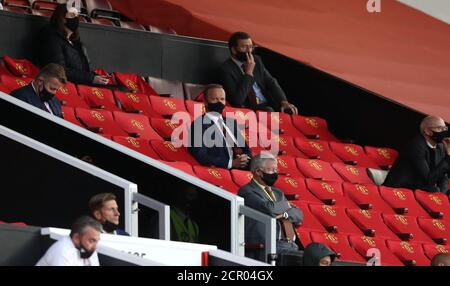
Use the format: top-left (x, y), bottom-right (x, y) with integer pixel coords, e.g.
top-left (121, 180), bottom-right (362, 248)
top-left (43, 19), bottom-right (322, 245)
top-left (230, 47), bottom-right (237, 56)
top-left (93, 210), bottom-right (102, 221)
top-left (72, 233), bottom-right (80, 246)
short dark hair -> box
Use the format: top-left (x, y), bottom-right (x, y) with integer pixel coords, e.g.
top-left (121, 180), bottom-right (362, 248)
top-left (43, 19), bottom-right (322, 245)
top-left (430, 253), bottom-right (450, 266)
top-left (228, 32), bottom-right (251, 51)
top-left (37, 63), bottom-right (67, 84)
top-left (70, 216), bottom-right (101, 238)
top-left (89, 193), bottom-right (117, 215)
top-left (203, 84), bottom-right (224, 101)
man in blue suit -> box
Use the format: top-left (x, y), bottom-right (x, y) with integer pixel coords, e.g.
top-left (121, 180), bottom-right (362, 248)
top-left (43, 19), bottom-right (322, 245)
top-left (10, 63), bottom-right (65, 118)
top-left (89, 193), bottom-right (130, 236)
top-left (188, 84), bottom-right (252, 170)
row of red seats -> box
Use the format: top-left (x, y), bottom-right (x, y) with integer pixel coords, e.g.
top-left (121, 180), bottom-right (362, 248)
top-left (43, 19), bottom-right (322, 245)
top-left (0, 220), bottom-right (26, 226)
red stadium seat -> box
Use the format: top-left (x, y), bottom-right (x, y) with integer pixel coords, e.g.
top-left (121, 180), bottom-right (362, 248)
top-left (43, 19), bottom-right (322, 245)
top-left (305, 179), bottom-right (358, 208)
top-left (185, 100), bottom-right (205, 120)
top-left (55, 82), bottom-right (89, 108)
top-left (296, 229), bottom-right (312, 247)
top-left (2, 0), bottom-right (30, 9)
top-left (114, 91), bottom-right (153, 116)
top-left (417, 218), bottom-right (449, 245)
top-left (294, 137), bottom-right (342, 163)
top-left (346, 208), bottom-right (398, 239)
top-left (275, 155), bottom-right (304, 178)
top-left (271, 135), bottom-right (306, 157)
top-left (193, 166), bottom-right (239, 194)
top-left (84, 0), bottom-right (120, 21)
top-left (31, 9), bottom-right (53, 17)
top-left (415, 190), bottom-right (450, 219)
top-left (230, 169), bottom-right (253, 187)
top-left (114, 72), bottom-right (158, 96)
top-left (224, 106), bottom-right (257, 129)
top-left (256, 111), bottom-right (304, 138)
top-left (0, 75), bottom-right (32, 91)
top-left (386, 240), bottom-right (430, 266)
top-left (329, 142), bottom-right (379, 168)
top-left (148, 95), bottom-right (187, 118)
top-left (3, 55), bottom-right (39, 78)
top-left (309, 204), bottom-right (363, 235)
top-left (150, 140), bottom-right (199, 165)
top-left (77, 85), bottom-right (120, 111)
top-left (32, 0), bottom-right (58, 11)
top-left (183, 82), bottom-right (206, 100)
top-left (147, 76), bottom-right (184, 99)
top-left (2, 5), bottom-right (30, 14)
top-left (292, 201), bottom-right (326, 232)
top-left (94, 68), bottom-right (115, 85)
top-left (296, 158), bottom-right (343, 182)
top-left (111, 136), bottom-right (160, 159)
top-left (274, 176), bottom-right (322, 203)
top-left (147, 25), bottom-right (177, 35)
top-left (90, 18), bottom-right (117, 26)
top-left (379, 186), bottom-right (430, 217)
top-left (119, 21), bottom-right (146, 31)
top-left (364, 146), bottom-right (398, 168)
top-left (291, 115), bottom-right (338, 141)
top-left (112, 112), bottom-right (162, 141)
top-left (160, 161), bottom-right (196, 177)
top-left (75, 108), bottom-right (128, 136)
top-left (422, 243), bottom-right (450, 260)
top-left (382, 214), bottom-right (435, 244)
top-left (61, 106), bottom-right (84, 128)
top-left (343, 182), bottom-right (395, 214)
top-left (309, 231), bottom-right (366, 263)
top-left (0, 84), bottom-right (11, 94)
top-left (150, 117), bottom-right (188, 142)
top-left (332, 163), bottom-right (374, 184)
top-left (348, 235), bottom-right (403, 266)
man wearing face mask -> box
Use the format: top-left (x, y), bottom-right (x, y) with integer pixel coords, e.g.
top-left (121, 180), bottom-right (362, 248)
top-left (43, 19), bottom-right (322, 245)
top-left (218, 32), bottom-right (298, 114)
top-left (36, 216), bottom-right (101, 266)
top-left (238, 152), bottom-right (304, 265)
top-left (188, 84), bottom-right (252, 170)
top-left (10, 63), bottom-right (66, 118)
top-left (384, 115), bottom-right (450, 194)
top-left (40, 4), bottom-right (110, 85)
top-left (89, 193), bottom-right (129, 236)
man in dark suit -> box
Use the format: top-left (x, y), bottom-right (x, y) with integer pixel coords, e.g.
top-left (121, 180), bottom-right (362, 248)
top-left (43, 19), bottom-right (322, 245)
top-left (218, 31), bottom-right (298, 114)
top-left (238, 152), bottom-right (304, 265)
top-left (188, 84), bottom-right (252, 170)
top-left (10, 63), bottom-right (65, 118)
top-left (384, 115), bottom-right (450, 194)
top-left (89, 193), bottom-right (130, 236)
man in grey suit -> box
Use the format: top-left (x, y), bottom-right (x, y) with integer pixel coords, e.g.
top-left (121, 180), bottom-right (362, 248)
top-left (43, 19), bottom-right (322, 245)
top-left (238, 152), bottom-right (304, 265)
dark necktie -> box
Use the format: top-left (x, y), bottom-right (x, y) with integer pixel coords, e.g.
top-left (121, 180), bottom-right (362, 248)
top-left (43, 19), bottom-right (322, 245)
top-left (241, 64), bottom-right (258, 108)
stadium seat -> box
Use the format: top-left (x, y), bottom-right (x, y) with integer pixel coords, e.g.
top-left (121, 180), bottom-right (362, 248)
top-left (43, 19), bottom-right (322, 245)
top-left (379, 186), bottom-right (430, 217)
top-left (294, 137), bottom-right (342, 163)
top-left (342, 182), bottom-right (395, 214)
top-left (61, 106), bottom-right (83, 128)
top-left (422, 243), bottom-right (450, 260)
top-left (256, 111), bottom-right (304, 138)
top-left (185, 100), bottom-right (205, 120)
top-left (296, 229), bottom-right (312, 248)
top-left (93, 68), bottom-right (115, 85)
top-left (386, 240), bottom-right (431, 266)
top-left (309, 231), bottom-right (366, 263)
top-left (309, 204), bottom-right (363, 235)
top-left (415, 190), bottom-right (450, 219)
top-left (75, 108), bottom-right (128, 136)
top-left (305, 179), bottom-right (358, 207)
top-left (296, 158), bottom-right (344, 182)
top-left (90, 18), bottom-right (116, 26)
top-left (0, 75), bottom-right (32, 91)
top-left (291, 115), bottom-right (338, 141)
top-left (2, 0), bottom-right (30, 9)
top-left (113, 72), bottom-right (159, 96)
top-left (84, 0), bottom-right (120, 21)
top-left (292, 201), bottom-right (326, 232)
top-left (0, 83), bottom-right (11, 94)
top-left (346, 208), bottom-right (399, 239)
top-left (119, 21), bottom-right (146, 31)
top-left (274, 176), bottom-right (322, 203)
top-left (111, 136), bottom-right (160, 159)
top-left (364, 146), bottom-right (398, 168)
top-left (348, 235), bottom-right (403, 266)
top-left (112, 112), bottom-right (162, 141)
top-left (150, 140), bottom-right (199, 165)
top-left (77, 85), bottom-right (120, 111)
top-left (3, 55), bottom-right (39, 78)
top-left (160, 160), bottom-right (196, 177)
top-left (230, 169), bottom-right (253, 187)
top-left (193, 166), bottom-right (239, 194)
top-left (417, 218), bottom-right (449, 245)
top-left (148, 95), bottom-right (187, 118)
top-left (382, 214), bottom-right (435, 244)
top-left (150, 117), bottom-right (188, 142)
top-left (31, 9), bottom-right (52, 17)
top-left (224, 106), bottom-right (257, 129)
top-left (272, 135), bottom-right (306, 157)
top-left (332, 163), bottom-right (374, 184)
top-left (329, 142), bottom-right (379, 168)
top-left (2, 5), bottom-right (29, 14)
top-left (147, 25), bottom-right (177, 35)
top-left (114, 91), bottom-right (153, 116)
top-left (147, 76), bottom-right (184, 99)
top-left (31, 0), bottom-right (58, 11)
top-left (55, 82), bottom-right (89, 108)
top-left (275, 155), bottom-right (304, 178)
top-left (183, 82), bottom-right (206, 100)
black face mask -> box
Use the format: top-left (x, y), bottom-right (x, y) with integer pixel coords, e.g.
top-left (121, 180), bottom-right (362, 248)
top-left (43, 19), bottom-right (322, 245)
top-left (77, 242), bottom-right (94, 259)
top-left (102, 219), bottom-right (118, 233)
top-left (207, 102), bottom-right (225, 114)
top-left (235, 51), bottom-right (249, 62)
top-left (261, 171), bottom-right (279, 186)
top-left (39, 85), bottom-right (54, 102)
top-left (431, 130), bottom-right (448, 143)
top-left (65, 17), bottom-right (79, 32)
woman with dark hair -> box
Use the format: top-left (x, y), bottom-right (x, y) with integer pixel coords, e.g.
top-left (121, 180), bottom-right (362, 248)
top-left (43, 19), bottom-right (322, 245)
top-left (40, 4), bottom-right (110, 85)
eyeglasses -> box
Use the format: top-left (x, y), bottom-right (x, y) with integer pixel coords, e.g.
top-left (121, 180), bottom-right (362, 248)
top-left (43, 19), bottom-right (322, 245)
top-left (237, 45), bottom-right (257, 51)
top-left (429, 126), bottom-right (448, 132)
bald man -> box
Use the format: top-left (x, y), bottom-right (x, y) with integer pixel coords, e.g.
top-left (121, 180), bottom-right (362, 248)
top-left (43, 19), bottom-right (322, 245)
top-left (383, 116), bottom-right (450, 194)
top-left (430, 253), bottom-right (450, 266)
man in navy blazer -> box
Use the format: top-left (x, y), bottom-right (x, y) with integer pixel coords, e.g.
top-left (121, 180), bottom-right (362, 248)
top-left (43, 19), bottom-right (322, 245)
top-left (10, 63), bottom-right (65, 118)
top-left (188, 84), bottom-right (252, 170)
top-left (89, 193), bottom-right (130, 236)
